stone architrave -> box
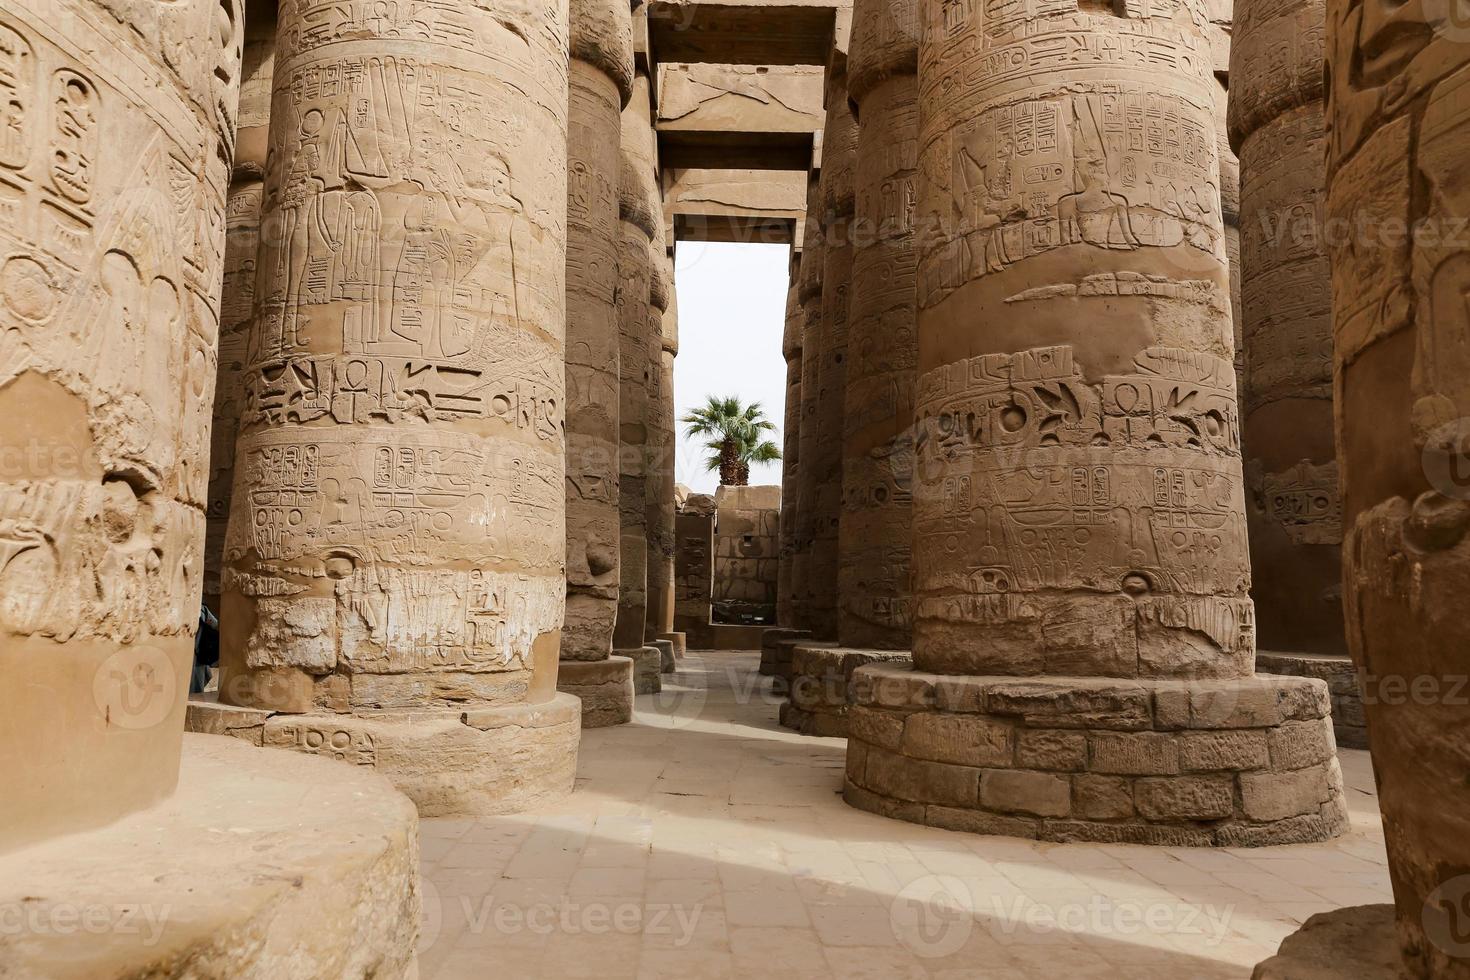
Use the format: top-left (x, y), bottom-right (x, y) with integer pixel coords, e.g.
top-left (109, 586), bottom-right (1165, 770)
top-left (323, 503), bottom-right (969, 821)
top-left (1308, 0), bottom-right (1470, 972)
top-left (206, 4), bottom-right (275, 614)
top-left (843, 0), bottom-right (1346, 845)
top-left (840, 0), bottom-right (918, 650)
top-left (776, 276), bottom-right (803, 626)
top-left (558, 0), bottom-right (636, 727)
top-left (807, 60), bottom-right (859, 640)
top-left (0, 0), bottom-right (238, 849)
top-left (790, 173), bottom-right (825, 631)
top-left (1229, 0), bottom-right (1345, 660)
top-left (214, 0), bottom-right (580, 811)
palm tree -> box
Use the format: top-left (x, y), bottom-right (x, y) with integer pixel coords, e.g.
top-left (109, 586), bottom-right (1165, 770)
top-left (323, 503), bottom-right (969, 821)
top-left (681, 395), bottom-right (781, 486)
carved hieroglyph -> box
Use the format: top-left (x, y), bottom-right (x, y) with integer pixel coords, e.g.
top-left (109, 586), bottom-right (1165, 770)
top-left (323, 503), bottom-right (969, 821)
top-left (0, 0), bottom-right (240, 850)
top-left (613, 70), bottom-right (657, 652)
top-left (1326, 0), bottom-right (1470, 972)
top-left (807, 66), bottom-right (859, 640)
top-left (1230, 0), bottom-right (1344, 657)
top-left (911, 0), bottom-right (1253, 679)
top-left (646, 246), bottom-right (678, 638)
top-left (777, 277), bottom-right (802, 626)
top-left (841, 0), bottom-right (918, 649)
top-left (791, 173), bottom-right (823, 631)
top-left (220, 0), bottom-right (569, 713)
top-left (207, 8), bottom-right (275, 611)
top-left (564, 0), bottom-right (633, 662)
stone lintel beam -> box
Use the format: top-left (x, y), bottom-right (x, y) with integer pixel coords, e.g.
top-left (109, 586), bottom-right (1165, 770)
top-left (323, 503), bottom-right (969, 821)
top-left (658, 129), bottom-right (815, 170)
top-left (646, 2), bottom-right (838, 65)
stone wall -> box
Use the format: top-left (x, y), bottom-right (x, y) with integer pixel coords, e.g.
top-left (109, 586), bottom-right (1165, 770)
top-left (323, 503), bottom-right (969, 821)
top-left (712, 485), bottom-right (781, 624)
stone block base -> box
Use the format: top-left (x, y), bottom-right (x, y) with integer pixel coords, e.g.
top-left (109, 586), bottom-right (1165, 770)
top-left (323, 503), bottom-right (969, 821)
top-left (187, 693), bottom-right (580, 817)
top-left (619, 646), bottom-right (663, 694)
top-left (1253, 905), bottom-right (1404, 979)
top-left (760, 628), bottom-right (812, 678)
top-left (1257, 650), bottom-right (1368, 749)
top-left (842, 664), bottom-right (1349, 846)
top-left (778, 645), bottom-right (912, 738)
top-left (651, 638), bottom-right (676, 674)
top-left (656, 632), bottom-right (687, 660)
top-left (558, 657), bottom-right (635, 728)
top-left (0, 734), bottom-right (418, 978)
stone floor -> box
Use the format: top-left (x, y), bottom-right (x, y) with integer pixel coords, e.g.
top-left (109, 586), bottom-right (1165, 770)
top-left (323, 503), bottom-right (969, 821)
top-left (419, 650), bottom-right (1392, 979)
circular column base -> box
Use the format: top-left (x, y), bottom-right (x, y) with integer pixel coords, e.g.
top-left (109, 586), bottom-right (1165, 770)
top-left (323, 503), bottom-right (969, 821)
top-left (759, 628), bottom-right (812, 678)
top-left (1256, 649), bottom-right (1368, 749)
top-left (558, 656), bottom-right (635, 728)
top-left (649, 638), bottom-right (676, 674)
top-left (655, 631), bottom-right (687, 661)
top-left (617, 646), bottom-right (663, 694)
top-left (843, 663), bottom-right (1349, 846)
top-left (0, 734), bottom-right (418, 978)
top-left (1253, 905), bottom-right (1405, 979)
top-left (187, 694), bottom-right (580, 817)
top-left (779, 645), bottom-right (912, 738)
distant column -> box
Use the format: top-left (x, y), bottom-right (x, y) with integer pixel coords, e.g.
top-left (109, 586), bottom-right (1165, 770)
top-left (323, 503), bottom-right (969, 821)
top-left (791, 175), bottom-right (824, 631)
top-left (1230, 0), bottom-right (1344, 659)
top-left (645, 237), bottom-right (677, 642)
top-left (807, 62), bottom-right (859, 640)
top-left (777, 275), bottom-right (803, 627)
top-left (840, 0), bottom-right (918, 650)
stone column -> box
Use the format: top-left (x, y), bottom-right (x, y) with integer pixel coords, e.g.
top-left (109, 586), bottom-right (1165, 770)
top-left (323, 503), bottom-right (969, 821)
top-left (807, 61), bottom-right (859, 640)
top-left (1229, 0), bottom-right (1345, 664)
top-left (612, 69), bottom-right (662, 690)
top-left (843, 0), bottom-right (1345, 845)
top-left (651, 250), bottom-right (686, 659)
top-left (645, 238), bottom-right (674, 640)
top-left (558, 0), bottom-right (636, 727)
top-left (0, 0), bottom-right (237, 851)
top-left (214, 0), bottom-right (580, 813)
top-left (839, 0), bottom-right (918, 650)
top-left (777, 275), bottom-right (803, 627)
top-left (1216, 80), bottom-right (1244, 393)
top-left (791, 175), bottom-right (825, 631)
top-left (206, 4), bottom-right (275, 615)
top-left (1280, 0), bottom-right (1470, 972)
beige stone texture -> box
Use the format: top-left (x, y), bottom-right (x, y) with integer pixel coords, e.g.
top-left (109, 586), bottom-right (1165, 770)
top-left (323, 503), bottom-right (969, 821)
top-left (673, 501), bottom-right (714, 635)
top-left (1324, 1), bottom-right (1470, 974)
top-left (664, 168), bottom-right (805, 244)
top-left (806, 62), bottom-right (858, 640)
top-left (791, 173), bottom-right (824, 631)
top-left (556, 655), bottom-right (635, 728)
top-left (1257, 650), bottom-right (1367, 748)
top-left (563, 0), bottom-right (635, 665)
top-left (627, 643), bottom-right (663, 694)
top-left (206, 6), bottom-right (274, 611)
top-left (657, 64), bottom-right (824, 133)
top-left (779, 644), bottom-right (910, 737)
top-left (777, 279), bottom-right (803, 625)
top-left (190, 692), bottom-right (581, 815)
top-left (220, 0), bottom-right (569, 720)
top-left (1230, 0), bottom-right (1345, 660)
top-left (645, 244), bottom-right (677, 641)
top-left (614, 71), bottom-right (658, 654)
top-left (712, 484), bottom-right (781, 623)
top-left (0, 0), bottom-right (239, 851)
top-left (911, 0), bottom-right (1253, 682)
top-left (1253, 906), bottom-right (1406, 980)
top-left (845, 663), bottom-right (1350, 844)
top-left (0, 735), bottom-right (418, 978)
top-left (839, 0), bottom-right (917, 649)
top-left (759, 626), bottom-right (811, 677)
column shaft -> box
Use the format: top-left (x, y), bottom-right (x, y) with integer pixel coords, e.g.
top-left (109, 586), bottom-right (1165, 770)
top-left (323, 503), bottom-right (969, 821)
top-left (0, 0), bottom-right (239, 849)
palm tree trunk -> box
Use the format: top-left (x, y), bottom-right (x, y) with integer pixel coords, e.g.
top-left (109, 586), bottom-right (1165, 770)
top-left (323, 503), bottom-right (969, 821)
top-left (719, 440), bottom-right (741, 486)
top-left (735, 462), bottom-right (750, 486)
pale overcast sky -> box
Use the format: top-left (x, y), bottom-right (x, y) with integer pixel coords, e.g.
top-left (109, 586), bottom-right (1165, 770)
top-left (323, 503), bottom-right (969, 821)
top-left (672, 241), bottom-right (792, 495)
